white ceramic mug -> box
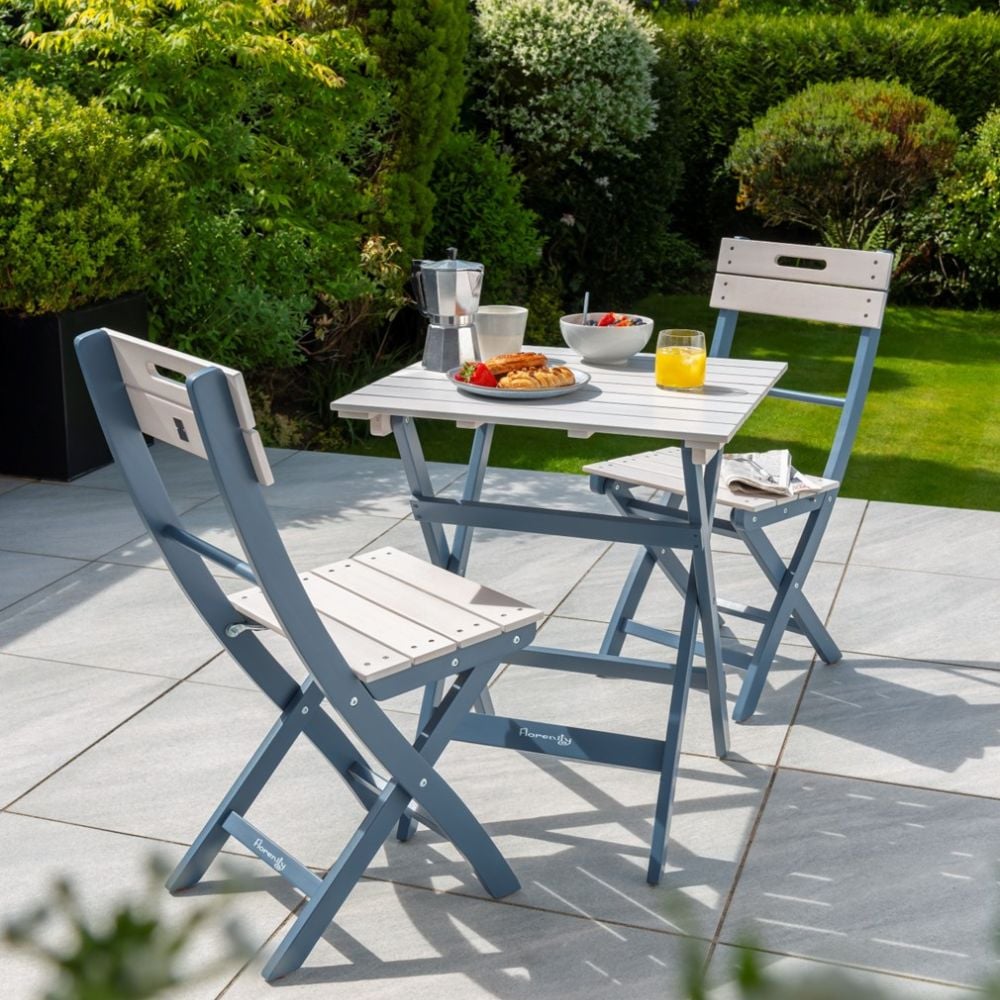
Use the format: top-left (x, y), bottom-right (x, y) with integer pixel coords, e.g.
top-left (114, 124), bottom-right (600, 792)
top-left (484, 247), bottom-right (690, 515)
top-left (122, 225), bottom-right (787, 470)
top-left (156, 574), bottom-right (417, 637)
top-left (474, 305), bottom-right (529, 360)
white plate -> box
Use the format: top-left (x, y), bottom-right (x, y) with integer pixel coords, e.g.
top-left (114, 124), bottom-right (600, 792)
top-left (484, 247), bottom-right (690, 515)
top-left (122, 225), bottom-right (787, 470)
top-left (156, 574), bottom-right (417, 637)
top-left (448, 367), bottom-right (591, 400)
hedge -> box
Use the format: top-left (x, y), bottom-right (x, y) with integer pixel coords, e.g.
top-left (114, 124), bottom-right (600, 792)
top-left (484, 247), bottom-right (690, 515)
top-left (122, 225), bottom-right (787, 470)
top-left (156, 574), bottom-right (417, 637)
top-left (659, 12), bottom-right (1000, 243)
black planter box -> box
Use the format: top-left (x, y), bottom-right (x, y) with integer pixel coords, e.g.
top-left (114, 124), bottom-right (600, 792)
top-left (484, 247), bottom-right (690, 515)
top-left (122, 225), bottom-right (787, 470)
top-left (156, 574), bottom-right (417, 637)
top-left (0, 294), bottom-right (147, 480)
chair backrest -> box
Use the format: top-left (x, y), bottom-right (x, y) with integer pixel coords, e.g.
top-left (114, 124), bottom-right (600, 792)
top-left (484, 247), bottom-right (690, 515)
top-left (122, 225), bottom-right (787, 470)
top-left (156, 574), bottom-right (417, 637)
top-left (74, 328), bottom-right (357, 704)
top-left (707, 238), bottom-right (894, 483)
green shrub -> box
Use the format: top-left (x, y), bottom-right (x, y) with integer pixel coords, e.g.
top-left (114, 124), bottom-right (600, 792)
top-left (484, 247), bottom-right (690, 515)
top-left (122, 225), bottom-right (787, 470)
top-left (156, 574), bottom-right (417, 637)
top-left (0, 79), bottom-right (176, 316)
top-left (349, 0), bottom-right (470, 258)
top-left (12, 0), bottom-right (386, 368)
top-left (657, 0), bottom-right (993, 13)
top-left (939, 108), bottom-right (1000, 301)
top-left (658, 13), bottom-right (1000, 247)
top-left (474, 0), bottom-right (660, 163)
top-left (426, 131), bottom-right (543, 304)
top-left (515, 51), bottom-right (697, 306)
top-left (728, 78), bottom-right (958, 249)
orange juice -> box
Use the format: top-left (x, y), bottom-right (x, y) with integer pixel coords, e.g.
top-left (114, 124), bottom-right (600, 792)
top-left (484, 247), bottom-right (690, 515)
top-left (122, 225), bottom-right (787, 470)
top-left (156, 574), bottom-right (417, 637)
top-left (656, 345), bottom-right (706, 389)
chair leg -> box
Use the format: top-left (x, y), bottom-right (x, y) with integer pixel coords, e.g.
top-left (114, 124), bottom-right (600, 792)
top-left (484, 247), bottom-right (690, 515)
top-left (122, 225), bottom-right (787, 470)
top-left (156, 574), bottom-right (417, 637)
top-left (396, 677), bottom-right (445, 843)
top-left (166, 682), bottom-right (324, 893)
top-left (732, 497), bottom-right (838, 722)
top-left (264, 664), bottom-right (518, 981)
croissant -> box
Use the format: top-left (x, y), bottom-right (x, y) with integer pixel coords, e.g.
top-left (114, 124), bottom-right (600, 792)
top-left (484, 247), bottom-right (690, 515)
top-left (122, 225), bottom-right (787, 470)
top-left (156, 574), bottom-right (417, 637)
top-left (485, 352), bottom-right (548, 377)
top-left (497, 366), bottom-right (575, 390)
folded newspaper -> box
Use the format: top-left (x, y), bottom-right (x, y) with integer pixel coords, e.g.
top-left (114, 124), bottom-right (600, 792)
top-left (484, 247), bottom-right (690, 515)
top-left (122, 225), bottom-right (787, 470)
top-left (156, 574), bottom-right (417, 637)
top-left (721, 449), bottom-right (826, 498)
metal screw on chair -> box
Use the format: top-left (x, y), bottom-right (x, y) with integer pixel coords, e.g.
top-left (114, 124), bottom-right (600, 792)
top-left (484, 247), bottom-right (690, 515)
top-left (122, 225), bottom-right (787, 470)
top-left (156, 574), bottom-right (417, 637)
top-left (419, 779), bottom-right (427, 788)
top-left (451, 658), bottom-right (459, 667)
top-left (301, 706), bottom-right (309, 715)
top-left (349, 696), bottom-right (358, 707)
top-left (513, 635), bottom-right (521, 645)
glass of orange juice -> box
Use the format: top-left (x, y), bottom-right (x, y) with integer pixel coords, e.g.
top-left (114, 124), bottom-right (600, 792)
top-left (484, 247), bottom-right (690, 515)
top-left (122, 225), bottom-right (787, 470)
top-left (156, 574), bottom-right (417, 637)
top-left (655, 329), bottom-right (706, 390)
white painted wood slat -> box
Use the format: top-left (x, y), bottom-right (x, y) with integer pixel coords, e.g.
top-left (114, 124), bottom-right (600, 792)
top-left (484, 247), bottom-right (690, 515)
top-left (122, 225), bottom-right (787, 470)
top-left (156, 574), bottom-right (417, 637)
top-left (312, 559), bottom-right (503, 646)
top-left (228, 585), bottom-right (413, 682)
top-left (228, 547), bottom-right (542, 683)
top-left (716, 239), bottom-right (893, 290)
top-left (355, 548), bottom-right (542, 632)
top-left (710, 274), bottom-right (888, 329)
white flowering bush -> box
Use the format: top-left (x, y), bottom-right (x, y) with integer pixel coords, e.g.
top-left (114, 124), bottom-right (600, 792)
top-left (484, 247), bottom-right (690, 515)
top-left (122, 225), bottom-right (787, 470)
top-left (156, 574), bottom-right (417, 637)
top-left (474, 0), bottom-right (660, 160)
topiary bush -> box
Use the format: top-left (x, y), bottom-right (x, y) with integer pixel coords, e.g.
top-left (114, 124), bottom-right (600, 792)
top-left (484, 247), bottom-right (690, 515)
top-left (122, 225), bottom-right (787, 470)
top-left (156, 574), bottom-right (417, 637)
top-left (658, 13), bottom-right (1000, 250)
top-left (727, 78), bottom-right (959, 249)
top-left (0, 78), bottom-right (176, 316)
top-left (473, 0), bottom-right (660, 164)
top-left (426, 131), bottom-right (543, 304)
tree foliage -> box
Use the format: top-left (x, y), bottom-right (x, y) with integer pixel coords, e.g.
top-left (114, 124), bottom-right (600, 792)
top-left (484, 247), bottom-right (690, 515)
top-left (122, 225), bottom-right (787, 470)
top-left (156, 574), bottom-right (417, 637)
top-left (0, 78), bottom-right (176, 315)
top-left (347, 0), bottom-right (470, 257)
top-left (2, 0), bottom-right (387, 366)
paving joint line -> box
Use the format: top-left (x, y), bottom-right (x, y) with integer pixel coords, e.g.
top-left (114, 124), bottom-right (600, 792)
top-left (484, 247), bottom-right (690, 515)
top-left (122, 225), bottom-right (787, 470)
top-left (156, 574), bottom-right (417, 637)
top-left (0, 558), bottom-right (94, 614)
top-left (1, 648), bottom-right (225, 813)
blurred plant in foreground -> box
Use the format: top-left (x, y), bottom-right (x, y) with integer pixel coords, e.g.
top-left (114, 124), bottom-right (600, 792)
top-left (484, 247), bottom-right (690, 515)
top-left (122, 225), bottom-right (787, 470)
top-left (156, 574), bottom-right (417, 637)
top-left (3, 855), bottom-right (252, 1000)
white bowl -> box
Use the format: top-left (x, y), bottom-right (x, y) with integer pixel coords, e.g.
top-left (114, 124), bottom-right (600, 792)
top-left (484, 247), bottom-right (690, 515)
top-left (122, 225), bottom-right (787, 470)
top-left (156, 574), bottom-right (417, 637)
top-left (559, 312), bottom-right (653, 365)
top-left (559, 312), bottom-right (654, 365)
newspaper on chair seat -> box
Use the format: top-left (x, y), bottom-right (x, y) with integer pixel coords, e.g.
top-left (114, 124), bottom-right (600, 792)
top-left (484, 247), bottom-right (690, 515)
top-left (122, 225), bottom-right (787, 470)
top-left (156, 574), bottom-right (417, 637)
top-left (721, 449), bottom-right (828, 498)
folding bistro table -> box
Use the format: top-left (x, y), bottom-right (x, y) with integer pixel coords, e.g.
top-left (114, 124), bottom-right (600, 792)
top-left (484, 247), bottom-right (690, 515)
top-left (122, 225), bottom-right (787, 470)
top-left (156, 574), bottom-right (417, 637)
top-left (332, 346), bottom-right (786, 883)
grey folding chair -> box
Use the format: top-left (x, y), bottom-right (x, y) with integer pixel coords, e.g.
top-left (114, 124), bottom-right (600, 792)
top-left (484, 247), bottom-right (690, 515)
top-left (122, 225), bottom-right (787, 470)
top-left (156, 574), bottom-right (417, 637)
top-left (75, 329), bottom-right (541, 982)
top-left (586, 238), bottom-right (892, 722)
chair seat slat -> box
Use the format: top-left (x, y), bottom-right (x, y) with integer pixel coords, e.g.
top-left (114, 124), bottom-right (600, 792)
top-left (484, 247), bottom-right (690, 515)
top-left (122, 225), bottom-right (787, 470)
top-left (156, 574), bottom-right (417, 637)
top-left (228, 583), bottom-right (414, 682)
top-left (312, 560), bottom-right (504, 646)
top-left (355, 547), bottom-right (542, 632)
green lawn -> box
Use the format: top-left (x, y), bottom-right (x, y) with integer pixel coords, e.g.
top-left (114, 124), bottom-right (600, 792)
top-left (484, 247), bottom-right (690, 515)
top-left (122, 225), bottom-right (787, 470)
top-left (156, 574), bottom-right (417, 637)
top-left (345, 295), bottom-right (1000, 512)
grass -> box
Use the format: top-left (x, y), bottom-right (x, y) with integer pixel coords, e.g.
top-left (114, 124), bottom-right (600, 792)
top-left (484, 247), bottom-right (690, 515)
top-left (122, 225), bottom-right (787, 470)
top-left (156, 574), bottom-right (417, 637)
top-left (344, 295), bottom-right (1000, 512)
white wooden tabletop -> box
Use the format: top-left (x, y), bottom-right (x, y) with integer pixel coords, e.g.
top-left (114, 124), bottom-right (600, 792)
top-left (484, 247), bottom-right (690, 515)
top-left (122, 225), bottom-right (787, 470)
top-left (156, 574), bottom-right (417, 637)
top-left (332, 347), bottom-right (786, 449)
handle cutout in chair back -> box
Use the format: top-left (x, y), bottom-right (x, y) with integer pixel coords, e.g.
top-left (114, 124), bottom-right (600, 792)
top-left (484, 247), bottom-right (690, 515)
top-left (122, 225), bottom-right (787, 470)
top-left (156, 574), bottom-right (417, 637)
top-left (106, 329), bottom-right (274, 486)
top-left (775, 255), bottom-right (827, 272)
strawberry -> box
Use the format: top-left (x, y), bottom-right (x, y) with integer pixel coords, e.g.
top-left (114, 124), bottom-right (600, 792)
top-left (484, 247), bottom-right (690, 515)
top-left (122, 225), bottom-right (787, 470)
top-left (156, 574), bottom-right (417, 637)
top-left (614, 316), bottom-right (632, 327)
top-left (597, 311), bottom-right (617, 327)
top-left (455, 361), bottom-right (497, 387)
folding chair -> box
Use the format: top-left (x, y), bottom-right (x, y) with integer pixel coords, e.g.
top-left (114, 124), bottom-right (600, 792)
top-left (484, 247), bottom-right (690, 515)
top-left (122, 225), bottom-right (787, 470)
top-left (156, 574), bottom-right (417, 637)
top-left (585, 238), bottom-right (892, 722)
top-left (74, 329), bottom-right (541, 981)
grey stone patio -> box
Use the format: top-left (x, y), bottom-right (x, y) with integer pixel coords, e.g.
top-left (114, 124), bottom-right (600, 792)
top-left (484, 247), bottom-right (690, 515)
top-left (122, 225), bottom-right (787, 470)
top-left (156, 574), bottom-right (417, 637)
top-left (1, 447), bottom-right (998, 998)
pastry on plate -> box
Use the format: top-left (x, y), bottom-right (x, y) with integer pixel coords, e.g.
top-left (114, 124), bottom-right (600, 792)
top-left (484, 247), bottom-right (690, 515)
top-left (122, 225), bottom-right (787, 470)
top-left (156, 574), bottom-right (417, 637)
top-left (484, 352), bottom-right (547, 377)
top-left (497, 366), bottom-right (575, 390)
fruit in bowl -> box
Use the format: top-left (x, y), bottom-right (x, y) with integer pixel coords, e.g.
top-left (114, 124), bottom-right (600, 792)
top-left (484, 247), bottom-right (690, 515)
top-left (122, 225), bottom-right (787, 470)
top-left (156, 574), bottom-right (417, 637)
top-left (559, 311), bottom-right (653, 365)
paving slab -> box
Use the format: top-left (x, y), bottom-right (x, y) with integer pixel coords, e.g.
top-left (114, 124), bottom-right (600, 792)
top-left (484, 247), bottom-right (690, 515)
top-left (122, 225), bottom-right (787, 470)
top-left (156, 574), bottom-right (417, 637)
top-left (491, 614), bottom-right (812, 766)
top-left (851, 500), bottom-right (1000, 579)
top-left (256, 451), bottom-right (465, 518)
top-left (0, 549), bottom-right (87, 611)
top-left (783, 655), bottom-right (1000, 797)
top-left (720, 770), bottom-right (1000, 987)
top-left (0, 562), bottom-right (223, 678)
top-left (224, 877), bottom-right (701, 999)
top-left (0, 473), bottom-right (29, 495)
top-left (0, 812), bottom-right (291, 1000)
top-left (68, 445), bottom-right (298, 501)
top-left (556, 541), bottom-right (845, 650)
top-left (700, 495), bottom-right (866, 564)
top-left (97, 498), bottom-right (403, 578)
top-left (827, 563), bottom-right (1000, 668)
top-left (0, 483), bottom-right (157, 560)
top-left (15, 677), bottom-right (767, 939)
top-left (0, 653), bottom-right (172, 808)
top-left (708, 945), bottom-right (977, 998)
